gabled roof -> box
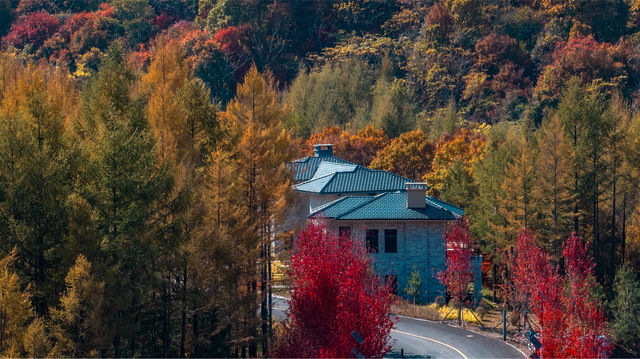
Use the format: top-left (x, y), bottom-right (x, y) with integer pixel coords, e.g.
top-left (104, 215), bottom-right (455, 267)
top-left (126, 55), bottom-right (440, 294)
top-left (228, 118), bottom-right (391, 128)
top-left (310, 192), bottom-right (462, 221)
top-left (293, 166), bottom-right (410, 194)
top-left (289, 156), bottom-right (356, 182)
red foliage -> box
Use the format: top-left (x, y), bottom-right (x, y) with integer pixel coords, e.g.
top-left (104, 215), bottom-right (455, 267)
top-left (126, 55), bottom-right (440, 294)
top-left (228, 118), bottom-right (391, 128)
top-left (437, 218), bottom-right (474, 304)
top-left (475, 32), bottom-right (518, 71)
top-left (561, 234), bottom-right (613, 358)
top-left (3, 12), bottom-right (60, 49)
top-left (273, 220), bottom-right (395, 358)
top-left (536, 36), bottom-right (624, 101)
top-left (425, 2), bottom-right (452, 33)
top-left (213, 25), bottom-right (249, 55)
top-left (505, 230), bottom-right (613, 358)
top-left (151, 12), bottom-right (174, 30)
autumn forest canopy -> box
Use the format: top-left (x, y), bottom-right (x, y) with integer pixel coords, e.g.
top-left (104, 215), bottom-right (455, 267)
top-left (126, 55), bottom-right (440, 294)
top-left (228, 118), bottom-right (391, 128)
top-left (3, 0), bottom-right (640, 357)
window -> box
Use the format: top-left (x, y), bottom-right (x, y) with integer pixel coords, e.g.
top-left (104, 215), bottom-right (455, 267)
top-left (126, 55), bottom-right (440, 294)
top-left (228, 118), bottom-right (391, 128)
top-left (385, 274), bottom-right (398, 295)
top-left (385, 229), bottom-right (397, 253)
top-left (365, 229), bottom-right (378, 253)
top-left (338, 226), bottom-right (351, 238)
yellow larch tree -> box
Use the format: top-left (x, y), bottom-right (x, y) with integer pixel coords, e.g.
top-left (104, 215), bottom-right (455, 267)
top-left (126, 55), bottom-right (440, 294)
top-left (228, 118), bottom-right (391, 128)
top-left (223, 65), bottom-right (293, 356)
top-left (531, 115), bottom-right (576, 261)
top-left (493, 132), bottom-right (536, 249)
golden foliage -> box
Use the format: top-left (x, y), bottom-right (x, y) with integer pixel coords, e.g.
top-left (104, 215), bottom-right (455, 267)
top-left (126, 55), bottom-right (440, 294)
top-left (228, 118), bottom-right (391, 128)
top-left (424, 126), bottom-right (488, 195)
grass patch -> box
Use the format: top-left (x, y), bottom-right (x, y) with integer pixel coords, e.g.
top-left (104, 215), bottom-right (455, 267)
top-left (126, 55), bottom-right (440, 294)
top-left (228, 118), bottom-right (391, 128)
top-left (392, 299), bottom-right (442, 321)
top-left (433, 303), bottom-right (482, 325)
top-left (393, 299), bottom-right (483, 325)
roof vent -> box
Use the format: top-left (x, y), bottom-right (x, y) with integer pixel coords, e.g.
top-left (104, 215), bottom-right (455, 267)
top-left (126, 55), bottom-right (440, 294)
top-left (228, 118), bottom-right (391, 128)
top-left (313, 144), bottom-right (333, 157)
top-left (406, 183), bottom-right (427, 209)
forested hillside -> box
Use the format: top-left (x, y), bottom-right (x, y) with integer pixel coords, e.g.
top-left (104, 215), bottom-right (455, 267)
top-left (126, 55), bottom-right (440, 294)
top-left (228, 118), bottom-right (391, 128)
top-left (3, 0), bottom-right (640, 357)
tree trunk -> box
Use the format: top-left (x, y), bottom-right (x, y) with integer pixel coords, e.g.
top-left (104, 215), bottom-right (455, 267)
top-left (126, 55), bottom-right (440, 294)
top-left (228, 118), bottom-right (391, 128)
top-left (611, 164), bottom-right (617, 280)
top-left (163, 273), bottom-right (170, 358)
top-left (622, 192), bottom-right (627, 263)
top-left (180, 266), bottom-right (187, 358)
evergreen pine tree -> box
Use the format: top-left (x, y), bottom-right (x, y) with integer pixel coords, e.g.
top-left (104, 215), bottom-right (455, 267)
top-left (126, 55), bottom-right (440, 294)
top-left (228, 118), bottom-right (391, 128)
top-left (78, 44), bottom-right (175, 357)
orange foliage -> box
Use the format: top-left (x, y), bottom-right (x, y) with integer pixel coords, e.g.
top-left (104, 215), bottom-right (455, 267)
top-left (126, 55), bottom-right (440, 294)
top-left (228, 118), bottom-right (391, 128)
top-left (306, 126), bottom-right (389, 166)
top-left (535, 36), bottom-right (625, 101)
top-left (423, 126), bottom-right (487, 193)
top-left (370, 129), bottom-right (434, 180)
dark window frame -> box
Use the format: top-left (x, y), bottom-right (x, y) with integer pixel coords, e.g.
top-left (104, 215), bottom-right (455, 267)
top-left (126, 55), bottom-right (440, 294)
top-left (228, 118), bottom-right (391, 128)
top-left (365, 229), bottom-right (378, 253)
top-left (384, 229), bottom-right (397, 253)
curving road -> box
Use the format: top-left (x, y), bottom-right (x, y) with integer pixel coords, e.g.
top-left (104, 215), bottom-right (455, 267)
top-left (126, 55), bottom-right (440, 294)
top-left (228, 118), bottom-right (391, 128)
top-left (273, 296), bottom-right (525, 359)
top-left (388, 316), bottom-right (525, 358)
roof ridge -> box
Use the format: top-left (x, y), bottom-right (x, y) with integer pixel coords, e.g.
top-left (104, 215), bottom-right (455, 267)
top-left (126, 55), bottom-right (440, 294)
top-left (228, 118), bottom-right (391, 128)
top-left (425, 196), bottom-right (463, 218)
top-left (364, 168), bottom-right (412, 181)
top-left (335, 193), bottom-right (387, 219)
top-left (293, 171), bottom-right (336, 187)
top-left (310, 196), bottom-right (350, 216)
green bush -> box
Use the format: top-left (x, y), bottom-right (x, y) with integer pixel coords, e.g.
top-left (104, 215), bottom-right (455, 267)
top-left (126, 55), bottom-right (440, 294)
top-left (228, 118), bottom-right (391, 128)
top-left (611, 265), bottom-right (640, 353)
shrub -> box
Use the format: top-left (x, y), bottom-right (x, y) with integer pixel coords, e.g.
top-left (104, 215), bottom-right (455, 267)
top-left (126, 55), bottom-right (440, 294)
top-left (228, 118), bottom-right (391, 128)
top-left (273, 220), bottom-right (394, 358)
top-left (611, 264), bottom-right (640, 353)
top-left (475, 306), bottom-right (487, 320)
top-left (435, 296), bottom-right (446, 307)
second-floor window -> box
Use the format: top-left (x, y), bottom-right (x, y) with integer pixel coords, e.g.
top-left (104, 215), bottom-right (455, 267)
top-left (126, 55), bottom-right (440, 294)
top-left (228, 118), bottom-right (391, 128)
top-left (385, 229), bottom-right (397, 253)
top-left (366, 229), bottom-right (378, 253)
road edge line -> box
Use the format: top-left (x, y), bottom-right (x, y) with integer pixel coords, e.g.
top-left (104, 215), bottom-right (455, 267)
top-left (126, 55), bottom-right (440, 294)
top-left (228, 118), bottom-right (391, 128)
top-left (394, 314), bottom-right (527, 358)
top-left (391, 329), bottom-right (469, 359)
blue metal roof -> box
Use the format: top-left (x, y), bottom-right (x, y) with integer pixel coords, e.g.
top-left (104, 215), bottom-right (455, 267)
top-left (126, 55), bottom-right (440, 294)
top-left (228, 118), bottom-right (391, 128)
top-left (426, 196), bottom-right (464, 217)
top-left (294, 166), bottom-right (410, 194)
top-left (310, 192), bottom-right (462, 221)
top-left (289, 156), bottom-right (356, 182)
top-left (311, 196), bottom-right (373, 218)
top-left (313, 161), bottom-right (357, 178)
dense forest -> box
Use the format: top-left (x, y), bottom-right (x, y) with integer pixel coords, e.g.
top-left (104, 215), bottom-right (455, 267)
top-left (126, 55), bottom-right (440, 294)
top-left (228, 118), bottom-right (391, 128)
top-left (3, 0), bottom-right (640, 357)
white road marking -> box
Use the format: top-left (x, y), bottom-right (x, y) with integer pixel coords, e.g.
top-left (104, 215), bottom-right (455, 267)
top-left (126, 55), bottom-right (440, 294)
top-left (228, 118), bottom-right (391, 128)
top-left (391, 329), bottom-right (469, 359)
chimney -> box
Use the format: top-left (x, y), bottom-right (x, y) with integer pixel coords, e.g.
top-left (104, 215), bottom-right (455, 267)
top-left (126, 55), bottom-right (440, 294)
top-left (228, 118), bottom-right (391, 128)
top-left (406, 183), bottom-right (428, 209)
top-left (313, 144), bottom-right (333, 157)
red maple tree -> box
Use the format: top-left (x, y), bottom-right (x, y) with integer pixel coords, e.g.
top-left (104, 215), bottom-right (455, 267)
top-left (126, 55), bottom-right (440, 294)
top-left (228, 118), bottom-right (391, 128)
top-left (3, 12), bottom-right (60, 49)
top-left (273, 220), bottom-right (395, 358)
top-left (506, 230), bottom-right (613, 358)
top-left (561, 234), bottom-right (613, 358)
top-left (437, 217), bottom-right (474, 326)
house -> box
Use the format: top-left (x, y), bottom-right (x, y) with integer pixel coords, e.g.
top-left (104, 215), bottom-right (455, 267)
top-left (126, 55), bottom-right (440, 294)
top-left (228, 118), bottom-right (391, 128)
top-left (309, 183), bottom-right (482, 303)
top-left (289, 144), bottom-right (356, 183)
top-left (288, 144), bottom-right (482, 303)
top-left (285, 144), bottom-right (410, 229)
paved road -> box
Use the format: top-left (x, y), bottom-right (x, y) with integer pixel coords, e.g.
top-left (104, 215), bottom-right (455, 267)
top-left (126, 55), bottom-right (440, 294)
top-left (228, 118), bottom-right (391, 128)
top-left (272, 296), bottom-right (525, 359)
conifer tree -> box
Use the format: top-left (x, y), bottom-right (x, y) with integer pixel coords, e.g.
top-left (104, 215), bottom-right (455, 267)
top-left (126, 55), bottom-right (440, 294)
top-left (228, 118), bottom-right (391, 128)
top-left (78, 44), bottom-right (175, 357)
top-left (494, 132), bottom-right (535, 248)
top-left (223, 65), bottom-right (293, 355)
top-left (50, 255), bottom-right (104, 357)
top-left (22, 316), bottom-right (50, 358)
top-left (532, 116), bottom-right (575, 261)
top-left (468, 123), bottom-right (518, 256)
top-left (0, 58), bottom-right (79, 313)
top-left (0, 249), bottom-right (33, 357)
top-left (611, 265), bottom-right (640, 353)
top-left (557, 77), bottom-right (586, 235)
